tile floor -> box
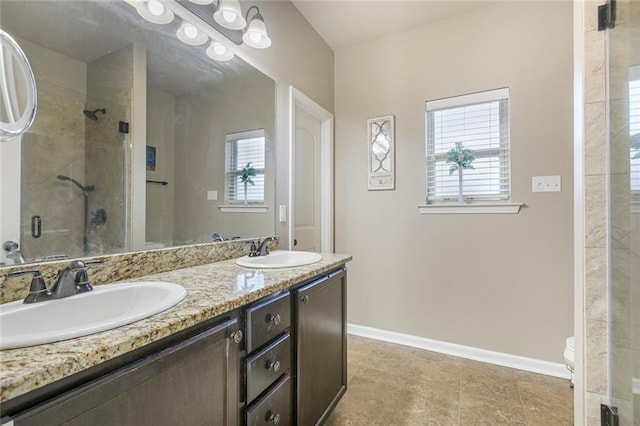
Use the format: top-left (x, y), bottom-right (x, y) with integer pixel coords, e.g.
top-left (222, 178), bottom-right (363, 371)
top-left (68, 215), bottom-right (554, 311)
top-left (325, 335), bottom-right (573, 426)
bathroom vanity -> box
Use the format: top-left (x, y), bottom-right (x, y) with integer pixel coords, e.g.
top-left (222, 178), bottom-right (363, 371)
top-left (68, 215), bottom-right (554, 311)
top-left (0, 254), bottom-right (350, 426)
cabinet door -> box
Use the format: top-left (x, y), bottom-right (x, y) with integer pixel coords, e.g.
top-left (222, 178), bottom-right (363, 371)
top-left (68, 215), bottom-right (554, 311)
top-left (14, 318), bottom-right (241, 426)
top-left (295, 269), bottom-right (347, 426)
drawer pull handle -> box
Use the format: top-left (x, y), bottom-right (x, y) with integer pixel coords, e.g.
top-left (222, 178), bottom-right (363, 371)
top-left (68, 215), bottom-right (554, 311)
top-left (266, 313), bottom-right (281, 326)
top-left (265, 411), bottom-right (281, 425)
top-left (301, 295), bottom-right (309, 304)
top-left (230, 330), bottom-right (243, 344)
top-left (266, 360), bottom-right (281, 373)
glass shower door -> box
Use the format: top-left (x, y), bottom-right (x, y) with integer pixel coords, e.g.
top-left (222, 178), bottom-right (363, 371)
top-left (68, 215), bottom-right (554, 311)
top-left (608, 0), bottom-right (640, 423)
top-left (20, 97), bottom-right (128, 260)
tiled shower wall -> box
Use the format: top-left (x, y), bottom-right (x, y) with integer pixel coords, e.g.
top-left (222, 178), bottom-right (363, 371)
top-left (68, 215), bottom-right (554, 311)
top-left (583, 0), bottom-right (636, 423)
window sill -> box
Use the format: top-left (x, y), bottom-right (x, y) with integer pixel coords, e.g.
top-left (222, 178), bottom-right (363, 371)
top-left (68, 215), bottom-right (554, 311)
top-left (218, 205), bottom-right (269, 213)
top-left (417, 202), bottom-right (523, 215)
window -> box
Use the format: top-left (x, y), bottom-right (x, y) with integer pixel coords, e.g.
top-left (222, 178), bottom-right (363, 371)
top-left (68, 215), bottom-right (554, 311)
top-left (225, 130), bottom-right (266, 204)
top-left (425, 88), bottom-right (510, 203)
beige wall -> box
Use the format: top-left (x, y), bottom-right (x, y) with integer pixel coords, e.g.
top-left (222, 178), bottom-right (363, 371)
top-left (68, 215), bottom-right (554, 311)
top-left (172, 73), bottom-right (276, 243)
top-left (146, 87), bottom-right (176, 246)
top-left (235, 0), bottom-right (335, 245)
top-left (335, 1), bottom-right (574, 362)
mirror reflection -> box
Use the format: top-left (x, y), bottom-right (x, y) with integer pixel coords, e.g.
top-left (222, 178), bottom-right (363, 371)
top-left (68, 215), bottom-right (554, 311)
top-left (0, 0), bottom-right (276, 264)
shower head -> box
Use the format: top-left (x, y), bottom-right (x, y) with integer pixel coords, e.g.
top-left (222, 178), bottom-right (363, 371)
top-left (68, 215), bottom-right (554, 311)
top-left (57, 175), bottom-right (95, 195)
top-left (83, 108), bottom-right (106, 121)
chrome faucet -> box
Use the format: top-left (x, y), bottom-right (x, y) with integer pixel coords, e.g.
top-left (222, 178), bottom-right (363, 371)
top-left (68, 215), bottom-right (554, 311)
top-left (50, 260), bottom-right (102, 298)
top-left (6, 259), bottom-right (103, 303)
top-left (249, 236), bottom-right (277, 257)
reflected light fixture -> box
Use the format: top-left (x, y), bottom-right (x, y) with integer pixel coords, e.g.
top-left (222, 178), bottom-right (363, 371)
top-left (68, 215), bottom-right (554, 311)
top-left (242, 6), bottom-right (271, 49)
top-left (176, 23), bottom-right (208, 45)
top-left (188, 0), bottom-right (213, 4)
top-left (206, 40), bottom-right (234, 61)
top-left (136, 0), bottom-right (174, 24)
top-left (213, 0), bottom-right (246, 30)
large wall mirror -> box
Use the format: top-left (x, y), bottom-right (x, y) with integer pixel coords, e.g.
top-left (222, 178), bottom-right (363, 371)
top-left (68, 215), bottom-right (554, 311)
top-left (0, 0), bottom-right (276, 265)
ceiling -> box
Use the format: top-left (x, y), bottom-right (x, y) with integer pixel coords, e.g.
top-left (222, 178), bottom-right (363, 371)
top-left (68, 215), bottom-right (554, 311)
top-left (291, 0), bottom-right (494, 50)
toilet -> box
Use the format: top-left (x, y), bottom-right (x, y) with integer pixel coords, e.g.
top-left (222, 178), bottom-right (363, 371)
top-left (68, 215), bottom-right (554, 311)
top-left (564, 336), bottom-right (575, 387)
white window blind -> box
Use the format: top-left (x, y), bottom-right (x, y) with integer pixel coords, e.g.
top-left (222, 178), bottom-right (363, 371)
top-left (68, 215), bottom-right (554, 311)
top-left (225, 130), bottom-right (266, 204)
top-left (425, 88), bottom-right (510, 203)
top-left (630, 78), bottom-right (640, 193)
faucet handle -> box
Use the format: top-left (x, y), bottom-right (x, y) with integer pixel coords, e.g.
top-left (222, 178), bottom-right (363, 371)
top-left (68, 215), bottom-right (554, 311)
top-left (7, 269), bottom-right (51, 303)
top-left (248, 240), bottom-right (259, 257)
top-left (73, 259), bottom-right (103, 293)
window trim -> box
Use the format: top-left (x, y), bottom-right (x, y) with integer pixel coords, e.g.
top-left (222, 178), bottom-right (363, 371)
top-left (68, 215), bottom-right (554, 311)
top-left (425, 88), bottom-right (511, 203)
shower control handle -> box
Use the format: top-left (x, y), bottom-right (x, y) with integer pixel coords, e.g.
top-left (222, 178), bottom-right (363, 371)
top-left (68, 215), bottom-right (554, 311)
top-left (31, 215), bottom-right (41, 238)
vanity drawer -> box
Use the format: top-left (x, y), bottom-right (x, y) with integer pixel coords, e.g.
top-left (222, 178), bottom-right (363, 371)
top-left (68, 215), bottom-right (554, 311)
top-left (246, 374), bottom-right (292, 426)
top-left (246, 291), bottom-right (290, 352)
top-left (246, 332), bottom-right (291, 403)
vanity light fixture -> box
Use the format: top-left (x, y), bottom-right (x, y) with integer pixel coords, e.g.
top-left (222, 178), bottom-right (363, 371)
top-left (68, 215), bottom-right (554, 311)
top-left (206, 40), bottom-right (234, 61)
top-left (136, 0), bottom-right (175, 24)
top-left (176, 22), bottom-right (208, 45)
top-left (213, 0), bottom-right (246, 30)
top-left (242, 6), bottom-right (271, 49)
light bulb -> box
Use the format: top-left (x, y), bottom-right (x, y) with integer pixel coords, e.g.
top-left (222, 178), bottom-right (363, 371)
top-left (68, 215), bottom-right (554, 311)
top-left (213, 43), bottom-right (226, 55)
top-left (206, 41), bottom-right (234, 61)
top-left (248, 31), bottom-right (261, 43)
top-left (184, 24), bottom-right (198, 39)
top-left (177, 23), bottom-right (207, 45)
top-left (147, 0), bottom-right (164, 16)
top-left (222, 10), bottom-right (236, 23)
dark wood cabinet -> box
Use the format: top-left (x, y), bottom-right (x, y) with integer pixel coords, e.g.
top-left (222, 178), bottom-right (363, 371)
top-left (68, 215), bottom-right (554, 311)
top-left (12, 317), bottom-right (242, 426)
top-left (295, 268), bottom-right (347, 426)
top-left (4, 266), bottom-right (349, 426)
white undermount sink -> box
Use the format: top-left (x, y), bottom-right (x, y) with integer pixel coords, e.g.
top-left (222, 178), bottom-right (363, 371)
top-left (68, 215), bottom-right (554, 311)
top-left (236, 250), bottom-right (322, 269)
top-left (0, 281), bottom-right (186, 350)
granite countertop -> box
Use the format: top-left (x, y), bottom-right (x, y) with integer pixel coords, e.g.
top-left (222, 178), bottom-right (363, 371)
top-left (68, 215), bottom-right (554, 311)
top-left (0, 253), bottom-right (351, 404)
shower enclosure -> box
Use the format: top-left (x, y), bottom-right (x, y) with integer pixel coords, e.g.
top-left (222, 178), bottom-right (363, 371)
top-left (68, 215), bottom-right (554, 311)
top-left (606, 0), bottom-right (640, 423)
top-left (20, 92), bottom-right (128, 260)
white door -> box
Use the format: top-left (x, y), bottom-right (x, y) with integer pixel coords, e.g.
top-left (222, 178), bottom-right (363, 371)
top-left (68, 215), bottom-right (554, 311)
top-left (289, 87), bottom-right (333, 254)
top-left (293, 107), bottom-right (321, 252)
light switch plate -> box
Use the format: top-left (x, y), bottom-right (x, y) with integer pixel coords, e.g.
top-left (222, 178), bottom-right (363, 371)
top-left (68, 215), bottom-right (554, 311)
top-left (279, 205), bottom-right (287, 223)
top-left (207, 190), bottom-right (217, 200)
top-left (532, 176), bottom-right (561, 192)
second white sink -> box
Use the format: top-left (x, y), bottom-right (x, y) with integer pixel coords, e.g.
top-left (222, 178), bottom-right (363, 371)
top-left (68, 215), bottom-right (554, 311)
top-left (236, 250), bottom-right (322, 269)
top-left (0, 281), bottom-right (186, 350)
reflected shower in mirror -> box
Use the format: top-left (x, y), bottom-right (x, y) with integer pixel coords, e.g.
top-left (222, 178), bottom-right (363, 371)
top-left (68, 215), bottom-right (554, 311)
top-left (0, 0), bottom-right (276, 264)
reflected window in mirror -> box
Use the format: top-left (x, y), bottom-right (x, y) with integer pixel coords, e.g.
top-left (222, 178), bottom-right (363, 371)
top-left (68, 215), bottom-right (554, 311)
top-left (225, 130), bottom-right (266, 205)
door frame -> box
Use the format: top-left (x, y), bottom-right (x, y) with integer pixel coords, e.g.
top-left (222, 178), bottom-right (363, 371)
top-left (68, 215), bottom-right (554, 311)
top-left (0, 137), bottom-right (22, 264)
top-left (288, 87), bottom-right (334, 253)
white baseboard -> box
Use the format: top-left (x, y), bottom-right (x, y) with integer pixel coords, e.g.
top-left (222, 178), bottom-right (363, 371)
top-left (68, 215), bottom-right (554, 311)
top-left (347, 323), bottom-right (570, 379)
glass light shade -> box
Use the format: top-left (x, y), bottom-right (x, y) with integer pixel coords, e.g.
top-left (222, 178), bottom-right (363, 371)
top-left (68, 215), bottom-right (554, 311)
top-left (213, 0), bottom-right (246, 30)
top-left (176, 23), bottom-right (208, 46)
top-left (206, 41), bottom-right (234, 61)
top-left (242, 18), bottom-right (271, 49)
top-left (187, 0), bottom-right (214, 4)
top-left (136, 0), bottom-right (174, 25)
